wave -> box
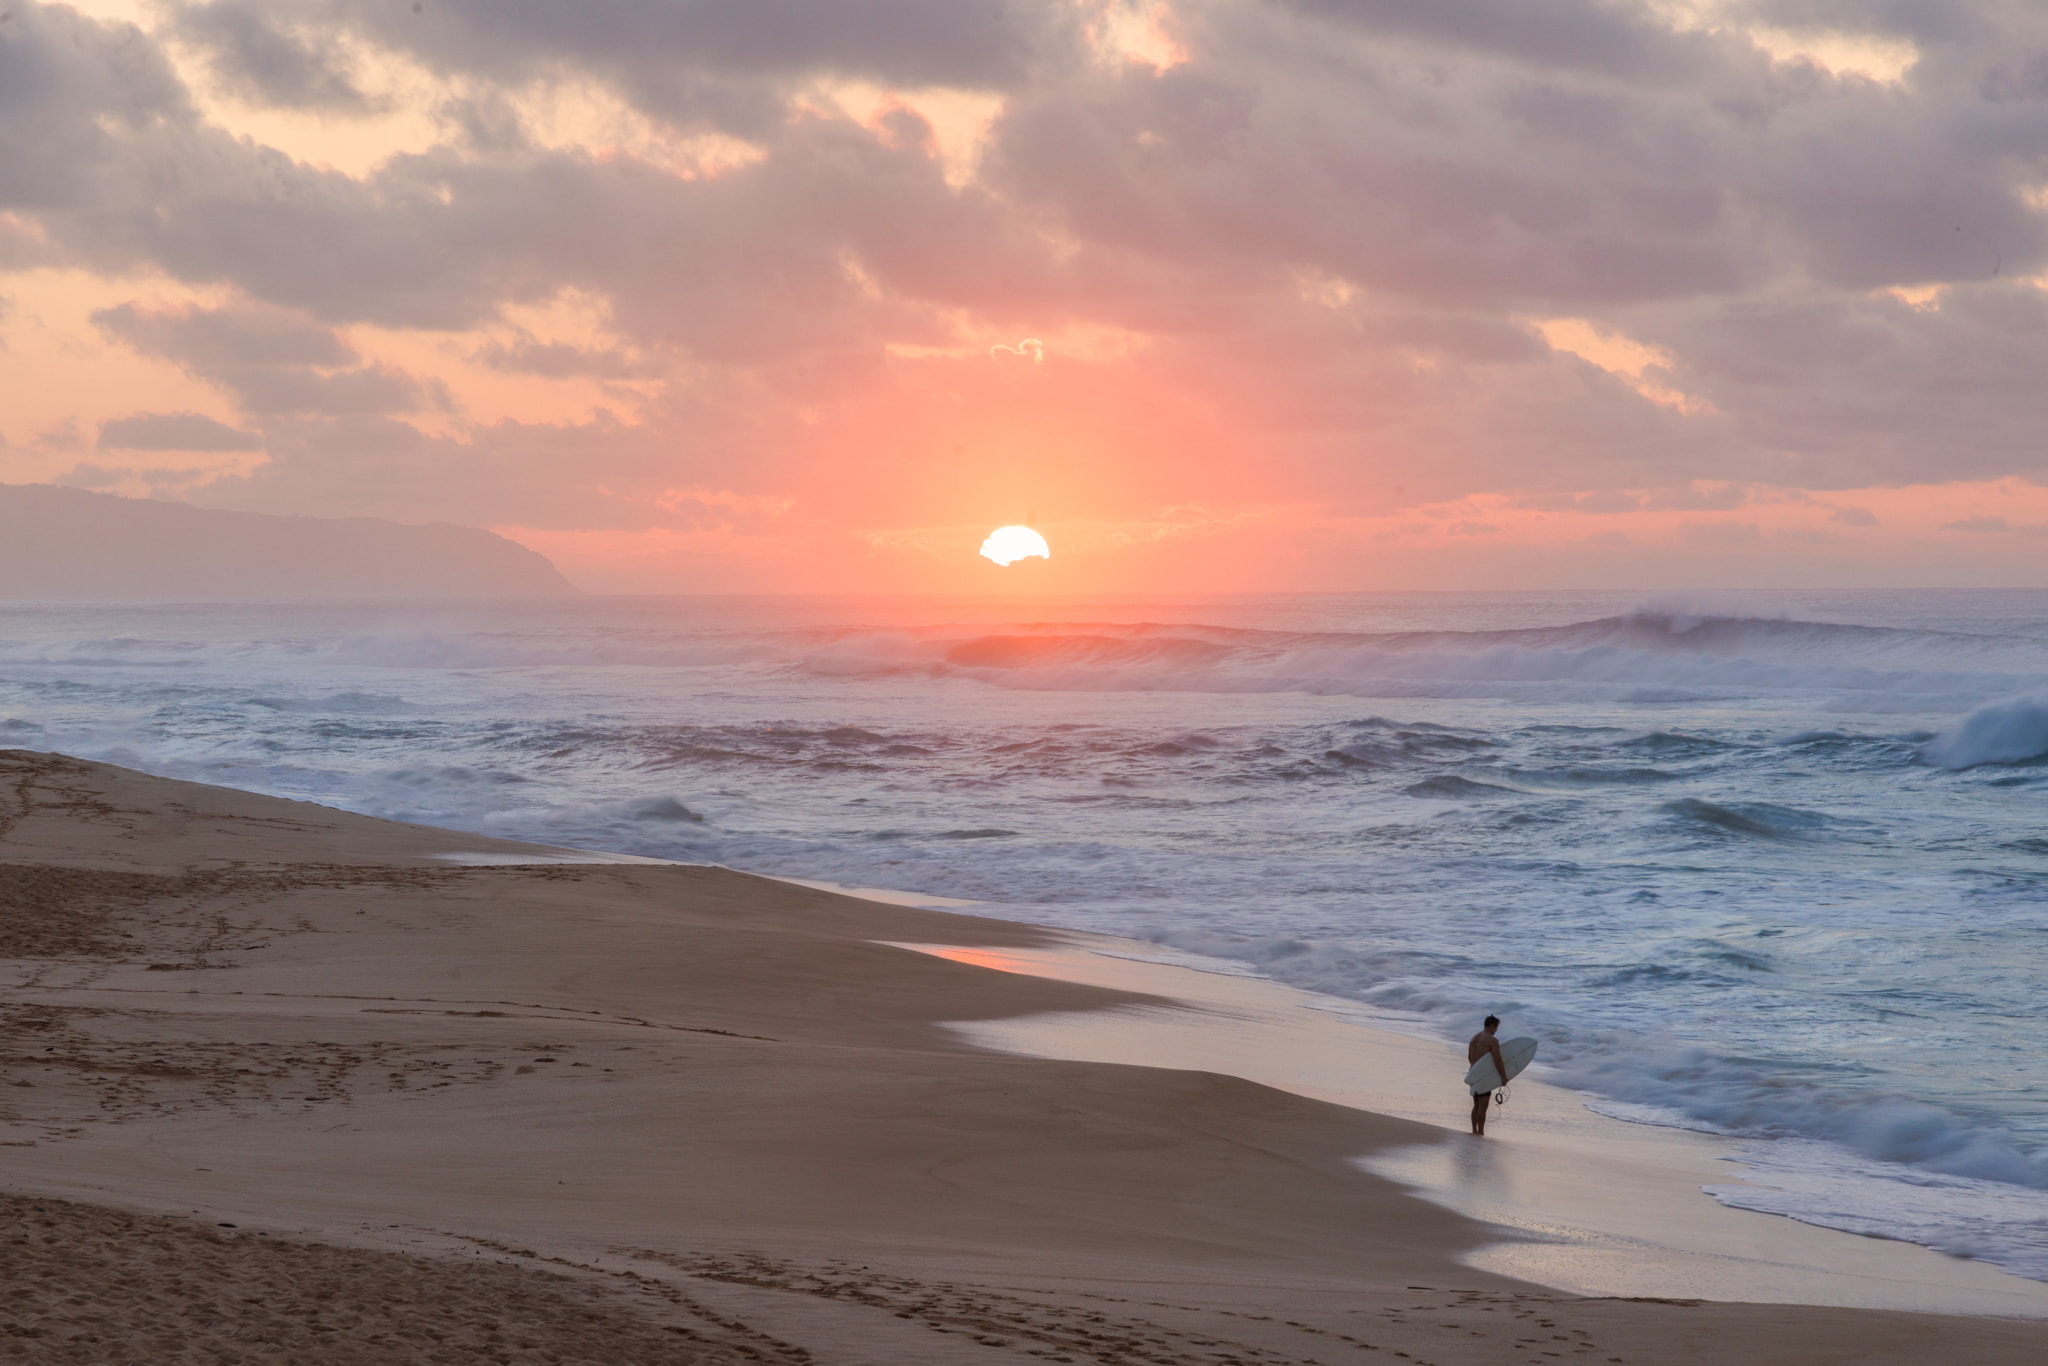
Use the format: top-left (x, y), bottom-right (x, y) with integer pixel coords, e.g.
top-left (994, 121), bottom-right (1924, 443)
top-left (780, 611), bottom-right (2048, 710)
top-left (1135, 916), bottom-right (2048, 1283)
top-left (1612, 731), bottom-right (1739, 757)
top-left (1661, 797), bottom-right (1839, 839)
top-left (1562, 1046), bottom-right (2048, 1189)
top-left (1404, 774), bottom-right (1518, 799)
top-left (1503, 764), bottom-right (1681, 787)
top-left (621, 796), bottom-right (704, 823)
top-left (943, 634), bottom-right (1235, 670)
top-left (1923, 694), bottom-right (2048, 769)
top-left (246, 690), bottom-right (412, 713)
top-left (1704, 1140), bottom-right (2048, 1280)
top-left (10, 594), bottom-right (2048, 1281)
top-left (5, 605), bottom-right (2041, 713)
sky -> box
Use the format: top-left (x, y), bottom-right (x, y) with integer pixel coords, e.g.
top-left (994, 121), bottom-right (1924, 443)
top-left (3, 0), bottom-right (2047, 594)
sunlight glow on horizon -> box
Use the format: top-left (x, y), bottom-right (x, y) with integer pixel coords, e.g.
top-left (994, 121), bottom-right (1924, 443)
top-left (11, 0), bottom-right (2047, 595)
top-left (979, 525), bottom-right (1051, 566)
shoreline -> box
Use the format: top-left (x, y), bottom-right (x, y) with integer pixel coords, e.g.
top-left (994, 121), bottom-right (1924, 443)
top-left (331, 828), bottom-right (2048, 1311)
top-left (4, 748), bottom-right (2045, 1363)
top-left (897, 936), bottom-right (2048, 1317)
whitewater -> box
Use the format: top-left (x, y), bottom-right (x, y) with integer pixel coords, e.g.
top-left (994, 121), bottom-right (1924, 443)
top-left (1, 588), bottom-right (2044, 1279)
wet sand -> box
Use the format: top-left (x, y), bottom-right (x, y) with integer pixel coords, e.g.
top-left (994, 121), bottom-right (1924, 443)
top-left (914, 941), bottom-right (2048, 1316)
top-left (2, 748), bottom-right (2043, 1363)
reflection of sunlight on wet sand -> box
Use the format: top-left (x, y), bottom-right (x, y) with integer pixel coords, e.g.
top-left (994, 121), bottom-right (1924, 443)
top-left (920, 946), bottom-right (1021, 971)
top-left (1447, 1127), bottom-right (1512, 1201)
top-left (895, 936), bottom-right (2048, 1318)
top-left (770, 875), bottom-right (977, 909)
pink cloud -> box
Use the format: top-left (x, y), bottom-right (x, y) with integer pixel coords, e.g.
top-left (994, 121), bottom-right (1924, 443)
top-left (4, 0), bottom-right (2048, 588)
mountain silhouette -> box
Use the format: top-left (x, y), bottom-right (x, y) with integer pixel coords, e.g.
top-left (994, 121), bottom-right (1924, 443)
top-left (0, 485), bottom-right (579, 599)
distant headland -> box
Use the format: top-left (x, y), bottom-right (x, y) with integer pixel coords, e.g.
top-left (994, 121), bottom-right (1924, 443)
top-left (0, 485), bottom-right (579, 599)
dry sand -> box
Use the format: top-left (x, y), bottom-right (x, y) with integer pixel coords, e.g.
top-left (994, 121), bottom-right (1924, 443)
top-left (0, 748), bottom-right (2041, 1364)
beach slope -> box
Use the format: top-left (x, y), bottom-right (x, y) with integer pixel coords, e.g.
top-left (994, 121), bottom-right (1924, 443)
top-left (0, 749), bottom-right (2040, 1364)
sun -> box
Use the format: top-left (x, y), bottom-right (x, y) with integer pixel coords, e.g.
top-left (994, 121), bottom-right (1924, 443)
top-left (979, 525), bottom-right (1050, 566)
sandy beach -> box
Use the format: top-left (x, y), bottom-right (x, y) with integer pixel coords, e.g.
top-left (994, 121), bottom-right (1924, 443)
top-left (2, 747), bottom-right (2043, 1364)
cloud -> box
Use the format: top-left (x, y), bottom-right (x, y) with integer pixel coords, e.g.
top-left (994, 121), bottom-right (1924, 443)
top-left (1943, 513), bottom-right (2048, 535)
top-left (54, 462), bottom-right (134, 490)
top-left (5, 0), bottom-right (2048, 586)
top-left (98, 411), bottom-right (264, 452)
top-left (1521, 489), bottom-right (1643, 514)
top-left (94, 302), bottom-right (354, 371)
top-left (175, 3), bottom-right (375, 112)
top-left (54, 460), bottom-right (238, 499)
top-left (1644, 483), bottom-right (1745, 512)
top-left (94, 302), bottom-right (442, 417)
top-left (469, 339), bottom-right (664, 379)
top-left (30, 418), bottom-right (85, 454)
top-left (1681, 519), bottom-right (1762, 545)
top-left (345, 0), bottom-right (1085, 113)
top-left (1980, 54), bottom-right (2048, 103)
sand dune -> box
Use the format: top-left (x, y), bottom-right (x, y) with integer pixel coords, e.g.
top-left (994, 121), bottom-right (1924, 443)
top-left (1, 748), bottom-right (2042, 1364)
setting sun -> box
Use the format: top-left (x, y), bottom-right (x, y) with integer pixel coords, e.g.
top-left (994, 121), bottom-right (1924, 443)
top-left (978, 525), bottom-right (1050, 566)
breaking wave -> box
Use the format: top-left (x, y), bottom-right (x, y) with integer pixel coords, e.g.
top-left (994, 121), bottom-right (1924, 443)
top-left (779, 610), bottom-right (2048, 712)
top-left (1661, 798), bottom-right (1841, 839)
top-left (1923, 694), bottom-right (2048, 769)
top-left (3, 591), bottom-right (2047, 1280)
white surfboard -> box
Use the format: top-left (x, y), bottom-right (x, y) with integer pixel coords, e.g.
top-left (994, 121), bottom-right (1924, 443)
top-left (1463, 1036), bottom-right (1537, 1092)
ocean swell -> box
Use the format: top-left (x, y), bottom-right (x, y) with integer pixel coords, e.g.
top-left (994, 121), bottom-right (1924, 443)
top-left (3, 592), bottom-right (2047, 1282)
top-left (784, 611), bottom-right (2048, 712)
top-left (1923, 694), bottom-right (2048, 769)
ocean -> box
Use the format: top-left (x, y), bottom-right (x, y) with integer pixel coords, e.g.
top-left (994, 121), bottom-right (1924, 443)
top-left (2, 589), bottom-right (2044, 1278)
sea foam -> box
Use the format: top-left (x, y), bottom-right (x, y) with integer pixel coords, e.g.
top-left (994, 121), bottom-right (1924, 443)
top-left (2, 591), bottom-right (2046, 1280)
top-left (1923, 693), bottom-right (2048, 769)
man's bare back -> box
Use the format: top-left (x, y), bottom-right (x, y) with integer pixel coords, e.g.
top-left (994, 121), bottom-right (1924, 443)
top-left (1467, 1015), bottom-right (1506, 1135)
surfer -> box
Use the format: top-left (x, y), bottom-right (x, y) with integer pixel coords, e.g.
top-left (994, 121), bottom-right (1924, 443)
top-left (1467, 1015), bottom-right (1507, 1135)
